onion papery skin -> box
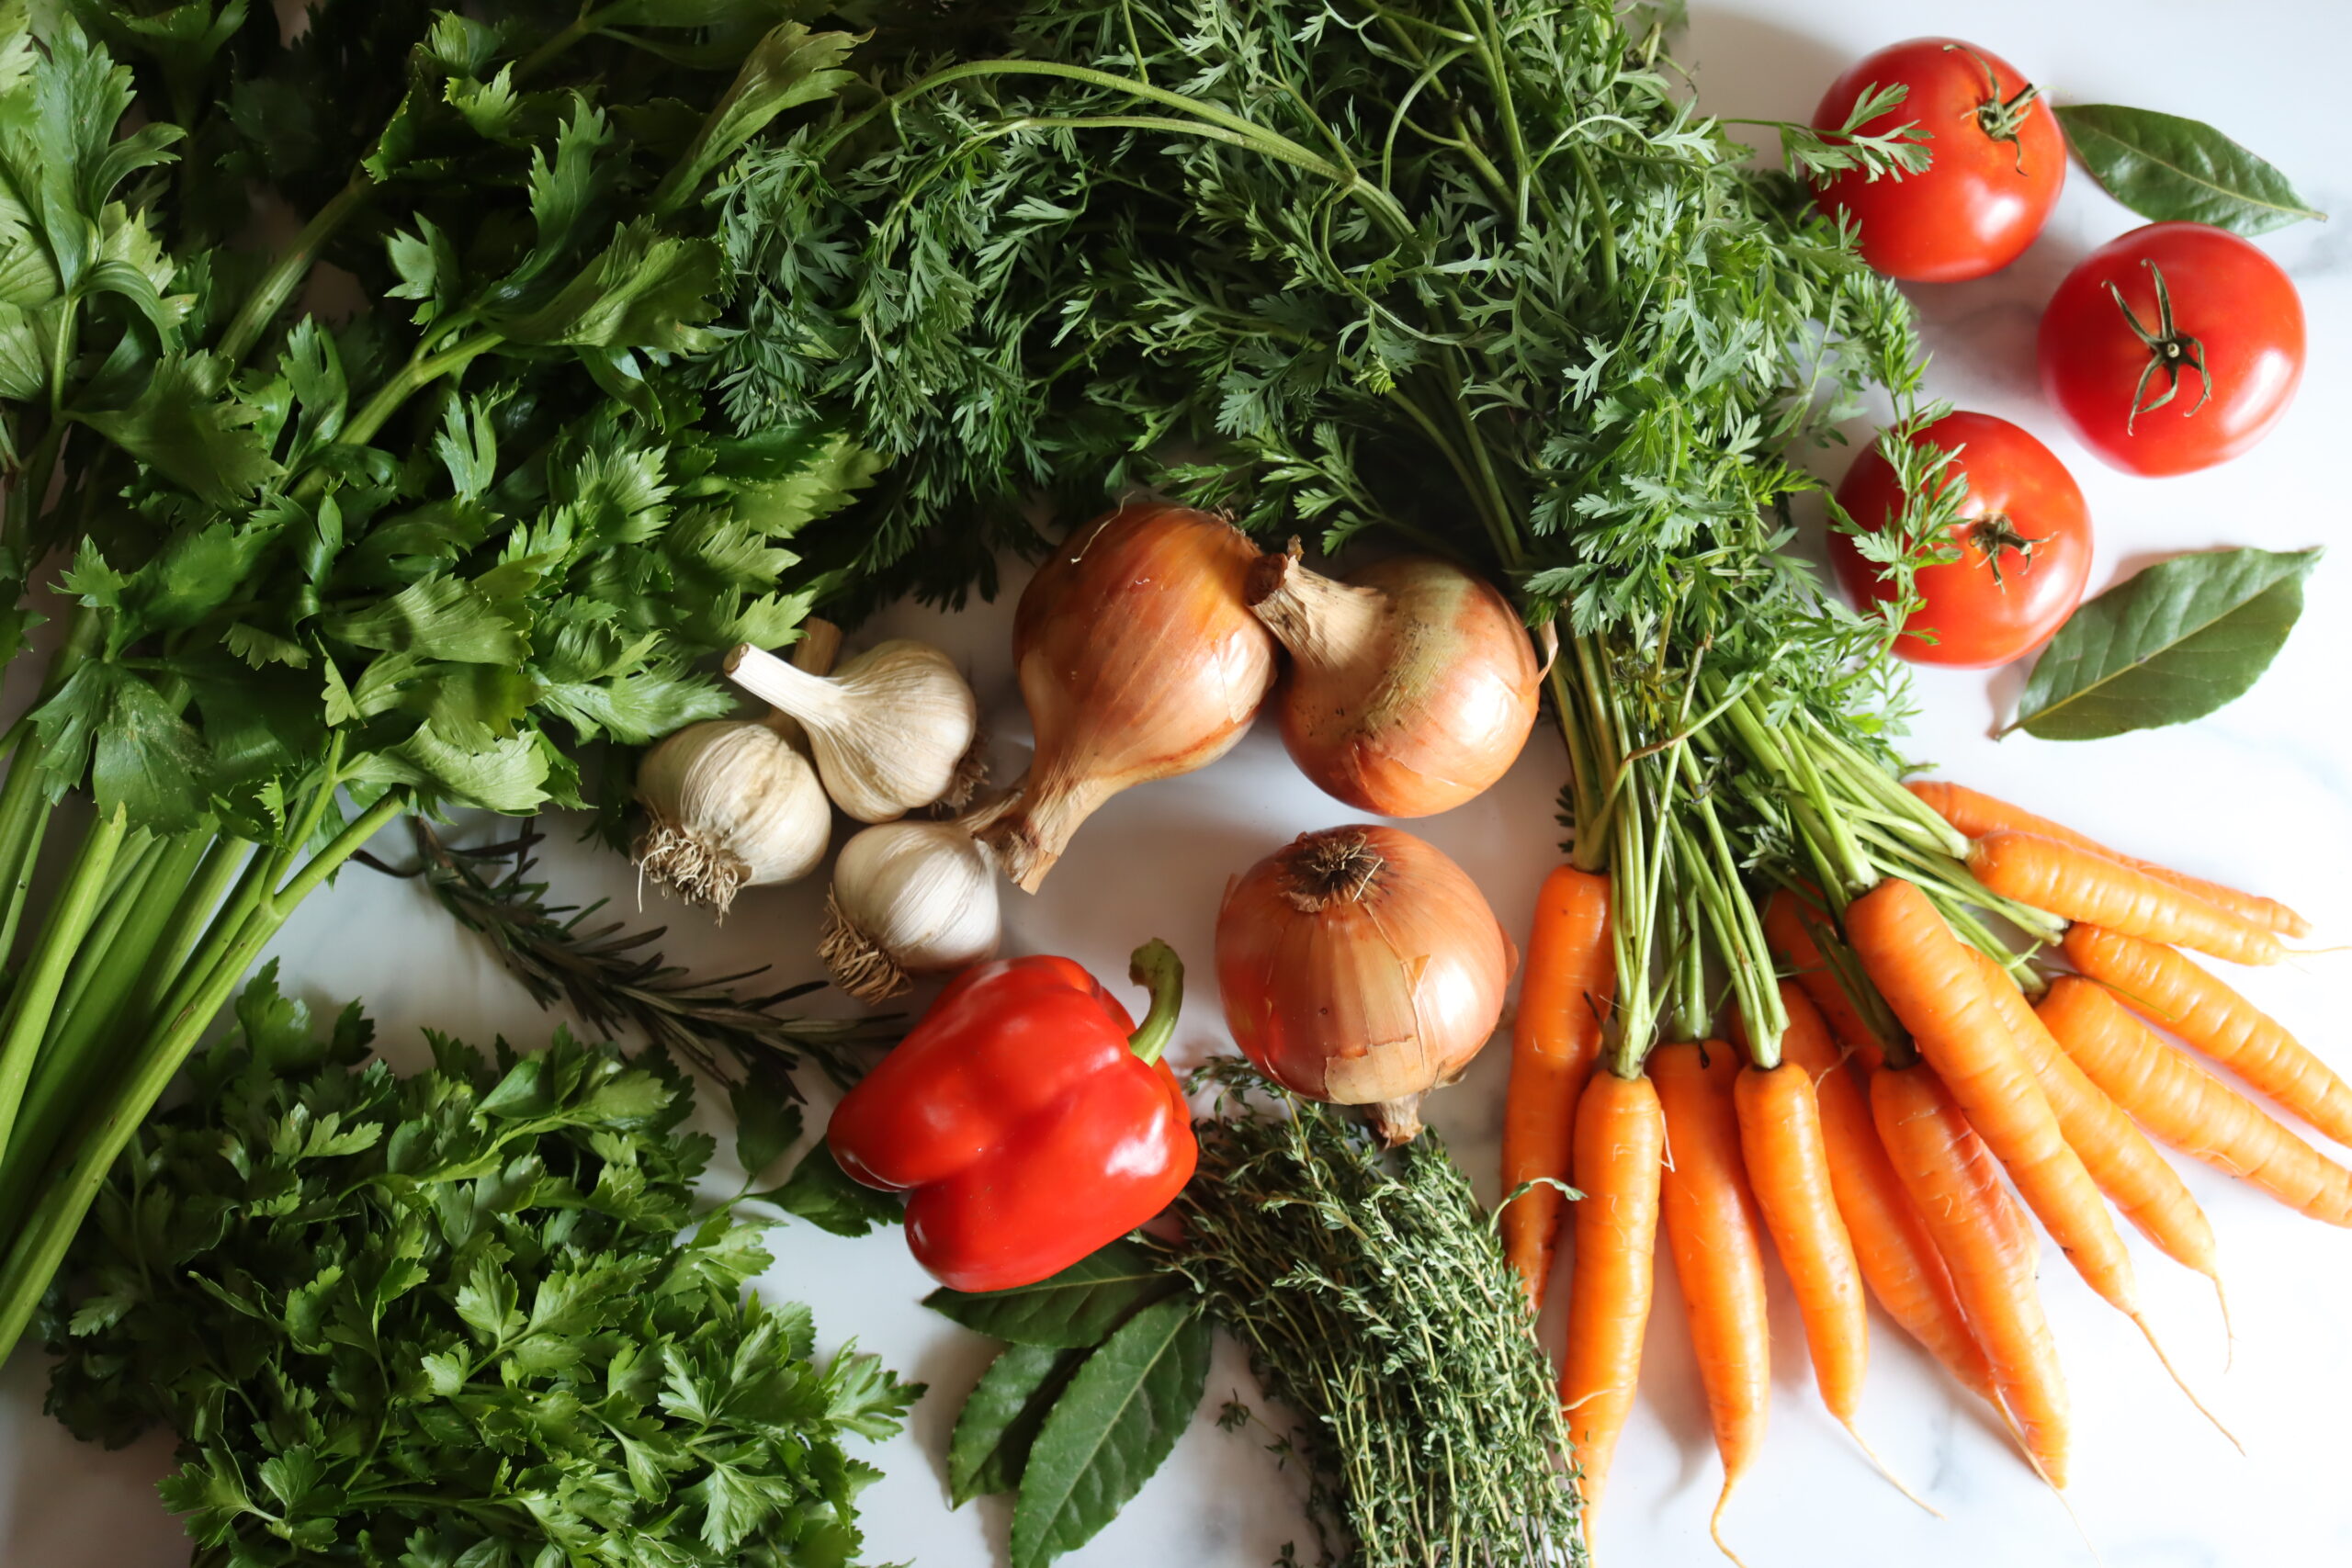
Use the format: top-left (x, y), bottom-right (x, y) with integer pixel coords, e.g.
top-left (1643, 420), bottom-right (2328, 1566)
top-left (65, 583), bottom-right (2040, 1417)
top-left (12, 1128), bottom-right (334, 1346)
top-left (1216, 825), bottom-right (1515, 1144)
top-left (983, 502), bottom-right (1279, 891)
top-left (1250, 550), bottom-right (1541, 817)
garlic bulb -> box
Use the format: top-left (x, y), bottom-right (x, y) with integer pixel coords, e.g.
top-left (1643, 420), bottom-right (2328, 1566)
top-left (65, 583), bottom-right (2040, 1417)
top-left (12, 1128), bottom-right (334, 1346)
top-left (727, 637), bottom-right (978, 823)
top-left (634, 719), bottom-right (830, 914)
top-left (821, 819), bottom-right (1001, 1002)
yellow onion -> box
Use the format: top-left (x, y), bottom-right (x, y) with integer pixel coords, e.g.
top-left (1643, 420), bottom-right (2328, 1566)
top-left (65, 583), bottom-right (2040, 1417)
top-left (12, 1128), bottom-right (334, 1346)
top-left (1216, 825), bottom-right (1515, 1144)
top-left (981, 502), bottom-right (1278, 890)
top-left (1247, 544), bottom-right (1540, 817)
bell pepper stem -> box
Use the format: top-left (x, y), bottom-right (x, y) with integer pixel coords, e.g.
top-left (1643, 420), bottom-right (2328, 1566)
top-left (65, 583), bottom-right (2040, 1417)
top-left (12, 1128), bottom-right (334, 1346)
top-left (1125, 939), bottom-right (1185, 1066)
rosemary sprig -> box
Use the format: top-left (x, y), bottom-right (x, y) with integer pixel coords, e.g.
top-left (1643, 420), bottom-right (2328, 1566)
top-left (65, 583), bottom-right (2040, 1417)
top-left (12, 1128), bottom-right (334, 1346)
top-left (1166, 1060), bottom-right (1586, 1568)
top-left (369, 819), bottom-right (893, 1094)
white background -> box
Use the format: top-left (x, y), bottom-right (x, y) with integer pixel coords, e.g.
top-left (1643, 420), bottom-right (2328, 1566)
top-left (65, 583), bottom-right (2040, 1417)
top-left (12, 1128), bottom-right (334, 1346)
top-left (6, 2), bottom-right (2351, 1566)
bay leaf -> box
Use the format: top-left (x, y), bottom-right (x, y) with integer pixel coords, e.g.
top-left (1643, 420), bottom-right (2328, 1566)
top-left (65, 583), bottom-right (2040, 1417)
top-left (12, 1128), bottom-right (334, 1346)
top-left (923, 1237), bottom-right (1175, 1348)
top-left (948, 1342), bottom-right (1088, 1506)
top-left (1008, 1297), bottom-right (1211, 1568)
top-left (2008, 546), bottom-right (2320, 740)
top-left (2055, 105), bottom-right (2324, 235)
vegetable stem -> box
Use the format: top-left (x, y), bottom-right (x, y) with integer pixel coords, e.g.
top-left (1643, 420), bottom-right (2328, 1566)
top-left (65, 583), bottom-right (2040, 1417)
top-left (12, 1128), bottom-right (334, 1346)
top-left (1125, 939), bottom-right (1186, 1066)
top-left (0, 791), bottom-right (404, 1364)
top-left (0, 832), bottom-right (222, 1227)
top-left (217, 172), bottom-right (377, 367)
top-left (339, 331), bottom-right (507, 454)
top-left (0, 807), bottom-right (129, 1157)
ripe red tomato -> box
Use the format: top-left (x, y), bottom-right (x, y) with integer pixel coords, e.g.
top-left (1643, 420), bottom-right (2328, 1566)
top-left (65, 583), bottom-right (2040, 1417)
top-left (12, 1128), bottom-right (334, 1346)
top-left (2038, 222), bottom-right (2305, 477)
top-left (1809, 39), bottom-right (2064, 283)
top-left (1830, 412), bottom-right (2092, 669)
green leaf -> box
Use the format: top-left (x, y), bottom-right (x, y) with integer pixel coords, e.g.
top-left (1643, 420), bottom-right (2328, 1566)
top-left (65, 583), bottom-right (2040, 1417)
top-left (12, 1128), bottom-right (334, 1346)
top-left (91, 670), bottom-right (210, 830)
top-left (454, 1258), bottom-right (522, 1342)
top-left (492, 219), bottom-right (721, 353)
top-left (707, 423), bottom-right (885, 537)
top-left (747, 1142), bottom-right (899, 1237)
top-left (351, 726), bottom-right (553, 813)
top-left (728, 1082), bottom-right (801, 1180)
top-left (2055, 105), bottom-right (2325, 235)
top-left (949, 1343), bottom-right (1087, 1506)
top-left (73, 352), bottom-right (281, 506)
top-left (820, 1340), bottom-right (923, 1440)
top-left (1008, 1297), bottom-right (1210, 1568)
top-left (326, 573), bottom-right (527, 663)
top-left (2010, 547), bottom-right (2321, 739)
top-left (650, 23), bottom-right (855, 216)
top-left (384, 215), bottom-right (459, 325)
top-left (923, 1239), bottom-right (1176, 1348)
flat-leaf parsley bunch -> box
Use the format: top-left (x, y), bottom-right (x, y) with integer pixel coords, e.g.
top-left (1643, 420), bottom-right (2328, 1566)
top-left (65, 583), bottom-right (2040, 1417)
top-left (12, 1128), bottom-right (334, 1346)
top-left (44, 965), bottom-right (919, 1568)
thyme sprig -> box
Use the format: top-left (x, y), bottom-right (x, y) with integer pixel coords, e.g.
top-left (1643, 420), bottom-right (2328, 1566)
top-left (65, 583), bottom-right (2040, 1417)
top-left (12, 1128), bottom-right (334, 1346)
top-left (370, 818), bottom-right (892, 1094)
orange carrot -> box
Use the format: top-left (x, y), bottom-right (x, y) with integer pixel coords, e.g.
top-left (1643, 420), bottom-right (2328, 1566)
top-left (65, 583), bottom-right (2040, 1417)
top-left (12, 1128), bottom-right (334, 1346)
top-left (1654, 1041), bottom-right (1770, 1562)
top-left (1559, 1066), bottom-right (1665, 1527)
top-left (1849, 880), bottom-right (2142, 1315)
top-left (2066, 923), bottom-right (2352, 1149)
top-left (1762, 889), bottom-right (1887, 1072)
top-left (1872, 1060), bottom-right (2072, 1487)
top-left (1737, 1049), bottom-right (1930, 1508)
top-left (1775, 987), bottom-right (1998, 1407)
top-left (1969, 830), bottom-right (2283, 967)
top-left (1965, 950), bottom-right (2227, 1328)
top-left (1907, 779), bottom-right (2310, 937)
top-left (1500, 865), bottom-right (1614, 1308)
top-left (2038, 976), bottom-right (2352, 1227)
top-left (1736, 1057), bottom-right (1865, 1420)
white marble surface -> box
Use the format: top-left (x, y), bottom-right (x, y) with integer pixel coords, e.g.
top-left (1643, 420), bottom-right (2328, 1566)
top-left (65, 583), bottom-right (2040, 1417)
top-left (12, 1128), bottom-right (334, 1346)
top-left (6, 1), bottom-right (2352, 1564)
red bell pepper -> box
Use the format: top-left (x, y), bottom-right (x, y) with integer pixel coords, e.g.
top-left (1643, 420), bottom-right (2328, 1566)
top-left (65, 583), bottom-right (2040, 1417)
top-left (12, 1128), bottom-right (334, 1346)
top-left (828, 939), bottom-right (1196, 1292)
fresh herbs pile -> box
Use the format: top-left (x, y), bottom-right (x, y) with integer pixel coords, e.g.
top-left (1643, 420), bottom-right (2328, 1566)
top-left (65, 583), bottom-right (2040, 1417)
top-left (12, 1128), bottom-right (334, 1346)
top-left (1170, 1063), bottom-right (1584, 1568)
top-left (0, 2), bottom-right (875, 1361)
top-left (42, 968), bottom-right (920, 1568)
top-left (714, 0), bottom-right (2041, 1066)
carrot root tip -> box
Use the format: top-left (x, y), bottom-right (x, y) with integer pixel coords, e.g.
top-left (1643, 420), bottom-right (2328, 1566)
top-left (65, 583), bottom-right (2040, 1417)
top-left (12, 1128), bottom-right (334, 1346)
top-left (2133, 1311), bottom-right (2245, 1457)
top-left (1840, 1420), bottom-right (1944, 1518)
top-left (1708, 1479), bottom-right (1754, 1568)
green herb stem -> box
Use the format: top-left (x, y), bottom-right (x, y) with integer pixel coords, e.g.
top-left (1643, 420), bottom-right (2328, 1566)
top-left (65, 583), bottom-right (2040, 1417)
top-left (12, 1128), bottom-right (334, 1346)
top-left (4, 416), bottom-right (67, 559)
top-left (46, 828), bottom-right (164, 1041)
top-left (0, 791), bottom-right (402, 1364)
top-left (0, 806), bottom-right (129, 1157)
top-left (858, 58), bottom-right (1417, 239)
top-left (2, 831), bottom-right (220, 1224)
top-left (0, 739), bottom-right (55, 969)
top-left (339, 331), bottom-right (508, 455)
top-left (217, 172), bottom-right (378, 367)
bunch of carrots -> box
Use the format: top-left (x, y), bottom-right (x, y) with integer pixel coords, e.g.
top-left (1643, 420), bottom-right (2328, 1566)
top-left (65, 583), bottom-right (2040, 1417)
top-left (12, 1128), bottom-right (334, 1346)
top-left (1500, 779), bottom-right (2340, 1557)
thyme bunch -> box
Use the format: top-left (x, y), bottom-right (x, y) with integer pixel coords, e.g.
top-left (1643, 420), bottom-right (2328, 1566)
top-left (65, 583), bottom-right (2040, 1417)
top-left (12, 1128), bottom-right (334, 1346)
top-left (1168, 1061), bottom-right (1584, 1568)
